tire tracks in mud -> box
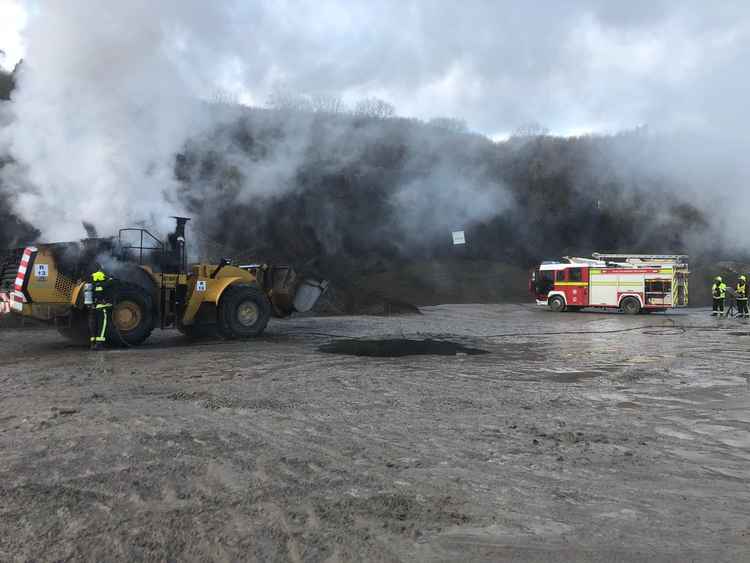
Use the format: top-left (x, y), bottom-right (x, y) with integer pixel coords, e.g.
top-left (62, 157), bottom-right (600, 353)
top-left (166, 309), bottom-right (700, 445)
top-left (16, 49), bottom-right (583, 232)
top-left (2, 307), bottom-right (750, 560)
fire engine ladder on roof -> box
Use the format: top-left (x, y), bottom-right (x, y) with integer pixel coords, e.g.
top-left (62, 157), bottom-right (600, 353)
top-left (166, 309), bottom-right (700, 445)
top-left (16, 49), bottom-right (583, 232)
top-left (592, 253), bottom-right (689, 266)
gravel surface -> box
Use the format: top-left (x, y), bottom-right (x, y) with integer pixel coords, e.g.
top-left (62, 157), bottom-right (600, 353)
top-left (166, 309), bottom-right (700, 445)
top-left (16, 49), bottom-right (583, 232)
top-left (1, 304), bottom-right (749, 562)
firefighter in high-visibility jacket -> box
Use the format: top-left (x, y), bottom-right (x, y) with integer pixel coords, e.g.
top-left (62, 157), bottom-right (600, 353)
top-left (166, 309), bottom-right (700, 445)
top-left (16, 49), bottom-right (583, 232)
top-left (89, 268), bottom-right (113, 350)
top-left (711, 276), bottom-right (727, 316)
top-left (736, 275), bottom-right (748, 318)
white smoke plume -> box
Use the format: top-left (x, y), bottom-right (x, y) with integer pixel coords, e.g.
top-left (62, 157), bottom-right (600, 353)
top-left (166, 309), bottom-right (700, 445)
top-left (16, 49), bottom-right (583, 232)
top-left (1, 0), bottom-right (750, 249)
top-left (0, 0), bottom-right (232, 240)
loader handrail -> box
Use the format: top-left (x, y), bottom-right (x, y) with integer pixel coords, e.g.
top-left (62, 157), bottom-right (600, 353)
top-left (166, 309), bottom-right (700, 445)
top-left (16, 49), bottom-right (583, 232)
top-left (118, 228), bottom-right (164, 266)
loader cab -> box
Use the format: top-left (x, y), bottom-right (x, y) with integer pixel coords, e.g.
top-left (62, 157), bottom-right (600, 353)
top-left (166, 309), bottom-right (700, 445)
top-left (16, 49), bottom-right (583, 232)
top-left (117, 217), bottom-right (193, 330)
top-left (118, 216), bottom-right (190, 276)
top-left (117, 228), bottom-right (164, 272)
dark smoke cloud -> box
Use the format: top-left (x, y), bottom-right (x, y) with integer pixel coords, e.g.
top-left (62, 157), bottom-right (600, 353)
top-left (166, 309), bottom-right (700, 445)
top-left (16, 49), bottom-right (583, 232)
top-left (0, 144), bottom-right (38, 248)
top-left (177, 108), bottom-right (508, 261)
top-left (0, 69), bottom-right (12, 100)
top-left (81, 221), bottom-right (97, 239)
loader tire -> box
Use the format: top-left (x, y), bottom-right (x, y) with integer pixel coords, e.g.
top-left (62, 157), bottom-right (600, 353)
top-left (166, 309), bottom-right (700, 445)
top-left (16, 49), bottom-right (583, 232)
top-left (620, 296), bottom-right (641, 315)
top-left (56, 309), bottom-right (90, 345)
top-left (111, 283), bottom-right (154, 346)
top-left (548, 296), bottom-right (566, 313)
top-left (219, 284), bottom-right (271, 338)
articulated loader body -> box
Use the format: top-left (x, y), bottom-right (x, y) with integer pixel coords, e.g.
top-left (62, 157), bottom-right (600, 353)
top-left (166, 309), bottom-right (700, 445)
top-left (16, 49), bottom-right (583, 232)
top-left (0, 217), bottom-right (327, 346)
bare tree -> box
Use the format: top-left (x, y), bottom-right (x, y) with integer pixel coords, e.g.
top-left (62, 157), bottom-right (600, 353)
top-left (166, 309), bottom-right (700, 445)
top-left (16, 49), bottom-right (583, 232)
top-left (266, 86), bottom-right (313, 113)
top-left (354, 97), bottom-right (395, 119)
top-left (210, 88), bottom-right (239, 106)
top-left (310, 94), bottom-right (347, 114)
top-left (511, 121), bottom-right (549, 139)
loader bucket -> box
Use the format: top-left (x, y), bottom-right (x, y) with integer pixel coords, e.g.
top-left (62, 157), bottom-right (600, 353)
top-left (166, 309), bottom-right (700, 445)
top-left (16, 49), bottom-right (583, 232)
top-left (293, 279), bottom-right (329, 313)
top-left (241, 264), bottom-right (328, 317)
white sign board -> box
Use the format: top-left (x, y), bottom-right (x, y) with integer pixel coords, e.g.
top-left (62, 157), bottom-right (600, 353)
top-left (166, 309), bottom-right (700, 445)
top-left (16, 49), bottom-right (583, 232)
top-left (451, 230), bottom-right (466, 245)
top-left (35, 264), bottom-right (49, 280)
top-left (196, 280), bottom-right (207, 292)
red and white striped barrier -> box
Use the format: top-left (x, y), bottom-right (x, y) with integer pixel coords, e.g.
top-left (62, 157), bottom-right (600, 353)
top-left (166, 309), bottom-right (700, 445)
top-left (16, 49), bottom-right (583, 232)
top-left (10, 247), bottom-right (37, 312)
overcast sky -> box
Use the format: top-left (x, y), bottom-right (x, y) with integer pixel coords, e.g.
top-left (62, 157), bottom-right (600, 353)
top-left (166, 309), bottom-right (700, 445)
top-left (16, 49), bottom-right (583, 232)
top-left (2, 0), bottom-right (748, 138)
top-left (0, 0), bottom-right (26, 71)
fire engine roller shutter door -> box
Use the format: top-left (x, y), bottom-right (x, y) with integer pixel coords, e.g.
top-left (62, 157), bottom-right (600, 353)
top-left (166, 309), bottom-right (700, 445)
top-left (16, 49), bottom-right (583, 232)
top-left (589, 269), bottom-right (619, 306)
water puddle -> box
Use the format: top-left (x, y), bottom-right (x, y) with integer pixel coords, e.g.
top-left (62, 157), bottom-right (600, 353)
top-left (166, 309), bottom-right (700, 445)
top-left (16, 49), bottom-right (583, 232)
top-left (543, 371), bottom-right (603, 383)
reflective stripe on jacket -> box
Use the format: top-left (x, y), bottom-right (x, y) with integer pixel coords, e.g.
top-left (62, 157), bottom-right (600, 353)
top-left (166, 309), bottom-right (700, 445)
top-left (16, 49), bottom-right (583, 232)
top-left (712, 283), bottom-right (727, 299)
top-left (91, 271), bottom-right (113, 305)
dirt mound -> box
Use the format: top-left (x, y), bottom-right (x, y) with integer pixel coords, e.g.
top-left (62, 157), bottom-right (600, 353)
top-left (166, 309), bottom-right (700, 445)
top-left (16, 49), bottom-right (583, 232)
top-left (174, 110), bottom-right (716, 311)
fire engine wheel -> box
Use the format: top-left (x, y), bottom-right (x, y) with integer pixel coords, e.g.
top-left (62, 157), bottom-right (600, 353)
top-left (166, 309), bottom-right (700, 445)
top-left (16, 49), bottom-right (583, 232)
top-left (620, 296), bottom-right (642, 315)
top-left (219, 284), bottom-right (271, 338)
top-left (111, 284), bottom-right (154, 346)
top-left (548, 296), bottom-right (566, 313)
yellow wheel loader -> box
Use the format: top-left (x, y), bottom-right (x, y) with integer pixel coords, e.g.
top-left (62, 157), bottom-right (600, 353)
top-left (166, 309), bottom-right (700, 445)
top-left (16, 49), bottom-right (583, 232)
top-left (0, 217), bottom-right (327, 346)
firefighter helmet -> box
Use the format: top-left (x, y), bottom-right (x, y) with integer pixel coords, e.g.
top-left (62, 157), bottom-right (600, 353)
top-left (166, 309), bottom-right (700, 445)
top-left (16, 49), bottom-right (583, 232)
top-left (92, 263), bottom-right (106, 282)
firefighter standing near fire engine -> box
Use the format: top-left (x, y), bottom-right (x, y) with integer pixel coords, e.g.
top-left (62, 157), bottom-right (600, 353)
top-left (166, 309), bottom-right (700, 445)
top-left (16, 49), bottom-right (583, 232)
top-left (736, 275), bottom-right (748, 318)
top-left (88, 266), bottom-right (114, 350)
top-left (712, 276), bottom-right (727, 316)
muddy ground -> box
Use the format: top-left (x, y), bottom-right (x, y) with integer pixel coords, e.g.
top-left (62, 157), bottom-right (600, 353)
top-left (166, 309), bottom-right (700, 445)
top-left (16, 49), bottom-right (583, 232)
top-left (1, 304), bottom-right (750, 562)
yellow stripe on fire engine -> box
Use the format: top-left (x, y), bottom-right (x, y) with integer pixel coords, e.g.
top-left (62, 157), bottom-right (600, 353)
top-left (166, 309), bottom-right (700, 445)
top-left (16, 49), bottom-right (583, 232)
top-left (555, 282), bottom-right (589, 287)
top-left (590, 281), bottom-right (643, 286)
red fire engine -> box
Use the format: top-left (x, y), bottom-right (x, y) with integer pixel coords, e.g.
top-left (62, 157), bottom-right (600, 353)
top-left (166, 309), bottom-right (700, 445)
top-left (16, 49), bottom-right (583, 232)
top-left (530, 253), bottom-right (689, 314)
